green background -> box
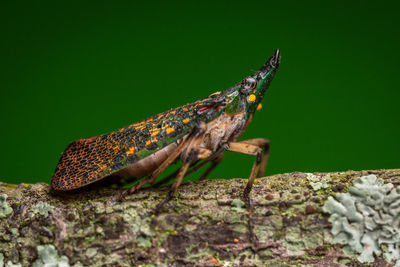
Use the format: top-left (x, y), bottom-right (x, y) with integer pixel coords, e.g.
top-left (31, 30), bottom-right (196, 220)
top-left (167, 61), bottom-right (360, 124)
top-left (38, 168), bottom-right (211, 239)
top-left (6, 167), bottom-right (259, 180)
top-left (1, 1), bottom-right (399, 185)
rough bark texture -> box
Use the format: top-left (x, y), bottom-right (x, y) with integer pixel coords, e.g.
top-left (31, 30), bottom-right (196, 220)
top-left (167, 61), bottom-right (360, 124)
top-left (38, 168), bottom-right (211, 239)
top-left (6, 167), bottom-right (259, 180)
top-left (0, 169), bottom-right (399, 266)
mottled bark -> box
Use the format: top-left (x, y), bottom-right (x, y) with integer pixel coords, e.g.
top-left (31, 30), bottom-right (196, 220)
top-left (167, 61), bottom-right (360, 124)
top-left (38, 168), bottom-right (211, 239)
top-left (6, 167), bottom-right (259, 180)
top-left (0, 169), bottom-right (399, 266)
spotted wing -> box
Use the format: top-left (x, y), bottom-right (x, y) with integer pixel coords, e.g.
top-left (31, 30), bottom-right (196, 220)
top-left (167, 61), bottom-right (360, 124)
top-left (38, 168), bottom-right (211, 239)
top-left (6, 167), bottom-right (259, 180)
top-left (51, 96), bottom-right (225, 191)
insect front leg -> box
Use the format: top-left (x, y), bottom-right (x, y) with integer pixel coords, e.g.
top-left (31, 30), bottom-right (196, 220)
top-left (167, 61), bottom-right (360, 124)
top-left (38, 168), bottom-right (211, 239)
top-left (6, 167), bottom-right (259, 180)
top-left (225, 138), bottom-right (270, 211)
top-left (237, 138), bottom-right (270, 178)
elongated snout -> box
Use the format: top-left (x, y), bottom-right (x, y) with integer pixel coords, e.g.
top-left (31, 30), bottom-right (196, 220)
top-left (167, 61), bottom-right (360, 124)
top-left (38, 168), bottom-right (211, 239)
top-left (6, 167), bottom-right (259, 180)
top-left (259, 48), bottom-right (280, 76)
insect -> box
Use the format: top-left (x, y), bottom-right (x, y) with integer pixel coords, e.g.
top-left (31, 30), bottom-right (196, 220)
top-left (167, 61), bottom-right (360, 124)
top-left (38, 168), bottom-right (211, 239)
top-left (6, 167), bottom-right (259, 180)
top-left (52, 49), bottom-right (281, 210)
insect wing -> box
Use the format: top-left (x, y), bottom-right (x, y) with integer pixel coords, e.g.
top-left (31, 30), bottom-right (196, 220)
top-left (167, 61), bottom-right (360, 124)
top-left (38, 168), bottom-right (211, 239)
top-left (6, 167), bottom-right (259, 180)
top-left (51, 97), bottom-right (224, 191)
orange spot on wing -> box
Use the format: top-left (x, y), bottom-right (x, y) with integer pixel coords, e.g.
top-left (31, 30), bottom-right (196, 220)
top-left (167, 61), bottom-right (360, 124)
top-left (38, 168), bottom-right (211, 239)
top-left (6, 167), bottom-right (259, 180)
top-left (134, 121), bottom-right (144, 126)
top-left (166, 127), bottom-right (174, 134)
top-left (126, 147), bottom-right (135, 155)
top-left (182, 118), bottom-right (190, 124)
top-left (151, 130), bottom-right (160, 137)
top-left (135, 124), bottom-right (146, 130)
top-left (155, 114), bottom-right (163, 120)
top-left (99, 165), bottom-right (107, 171)
top-left (234, 238), bottom-right (239, 243)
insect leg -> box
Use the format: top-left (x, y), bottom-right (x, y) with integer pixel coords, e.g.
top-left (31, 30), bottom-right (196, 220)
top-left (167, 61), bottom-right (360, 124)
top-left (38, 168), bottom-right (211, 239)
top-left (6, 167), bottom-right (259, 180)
top-left (113, 176), bottom-right (141, 186)
top-left (154, 149), bottom-right (213, 212)
top-left (152, 151), bottom-right (223, 187)
top-left (119, 136), bottom-right (191, 200)
top-left (225, 141), bottom-right (267, 210)
top-left (198, 153), bottom-right (224, 180)
top-left (154, 161), bottom-right (191, 212)
top-left (152, 160), bottom-right (199, 188)
top-left (226, 139), bottom-right (270, 252)
top-left (146, 139), bottom-right (190, 184)
top-left (237, 138), bottom-right (270, 178)
top-left (151, 168), bottom-right (180, 187)
top-left (154, 123), bottom-right (208, 211)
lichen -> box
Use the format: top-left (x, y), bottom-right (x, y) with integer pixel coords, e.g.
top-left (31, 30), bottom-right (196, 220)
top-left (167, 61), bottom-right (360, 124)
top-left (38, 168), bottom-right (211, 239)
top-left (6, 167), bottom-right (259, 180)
top-left (184, 245), bottom-right (214, 263)
top-left (10, 228), bottom-right (18, 237)
top-left (306, 173), bottom-right (331, 191)
top-left (5, 261), bottom-right (21, 267)
top-left (230, 199), bottom-right (245, 212)
top-left (137, 236), bottom-right (152, 248)
top-left (283, 226), bottom-right (306, 256)
top-left (122, 208), bottom-right (153, 236)
top-left (302, 229), bottom-right (324, 249)
top-left (85, 248), bottom-right (97, 258)
top-left (323, 174), bottom-right (400, 264)
top-left (30, 201), bottom-right (54, 217)
top-left (0, 194), bottom-right (12, 218)
top-left (32, 245), bottom-right (70, 267)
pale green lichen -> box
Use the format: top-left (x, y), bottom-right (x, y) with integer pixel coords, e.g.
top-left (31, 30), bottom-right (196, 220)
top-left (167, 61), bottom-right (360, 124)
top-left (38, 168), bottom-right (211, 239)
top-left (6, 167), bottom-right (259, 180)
top-left (10, 228), bottom-right (18, 237)
top-left (5, 261), bottom-right (21, 267)
top-left (85, 247), bottom-right (97, 258)
top-left (306, 173), bottom-right (331, 191)
top-left (283, 226), bottom-right (306, 256)
top-left (302, 229), bottom-right (324, 249)
top-left (0, 253), bottom-right (3, 267)
top-left (32, 245), bottom-right (70, 267)
top-left (137, 236), bottom-right (152, 248)
top-left (122, 208), bottom-right (153, 236)
top-left (323, 174), bottom-right (400, 264)
top-left (0, 194), bottom-right (12, 218)
top-left (184, 245), bottom-right (214, 263)
top-left (230, 199), bottom-right (245, 212)
top-left (30, 201), bottom-right (54, 217)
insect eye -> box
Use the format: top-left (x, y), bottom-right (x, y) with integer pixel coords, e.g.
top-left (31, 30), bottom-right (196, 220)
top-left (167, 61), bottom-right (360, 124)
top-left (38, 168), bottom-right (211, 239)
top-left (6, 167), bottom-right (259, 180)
top-left (240, 77), bottom-right (257, 93)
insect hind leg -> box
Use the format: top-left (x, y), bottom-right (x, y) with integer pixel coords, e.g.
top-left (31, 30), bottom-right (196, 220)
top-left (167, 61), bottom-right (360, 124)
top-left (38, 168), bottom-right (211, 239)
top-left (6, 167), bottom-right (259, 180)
top-left (154, 123), bottom-right (210, 212)
top-left (154, 162), bottom-right (190, 212)
top-left (153, 150), bottom-right (223, 187)
top-left (199, 153), bottom-right (224, 180)
top-left (119, 122), bottom-right (210, 206)
top-left (119, 136), bottom-right (191, 201)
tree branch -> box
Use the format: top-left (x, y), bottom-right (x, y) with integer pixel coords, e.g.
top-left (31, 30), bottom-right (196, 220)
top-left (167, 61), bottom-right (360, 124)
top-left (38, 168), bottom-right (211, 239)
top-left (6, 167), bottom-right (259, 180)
top-left (0, 169), bottom-right (399, 266)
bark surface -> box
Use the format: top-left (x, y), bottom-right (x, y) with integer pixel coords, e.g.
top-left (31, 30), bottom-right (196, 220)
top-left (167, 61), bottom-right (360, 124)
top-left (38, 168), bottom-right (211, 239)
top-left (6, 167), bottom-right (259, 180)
top-left (0, 169), bottom-right (399, 266)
